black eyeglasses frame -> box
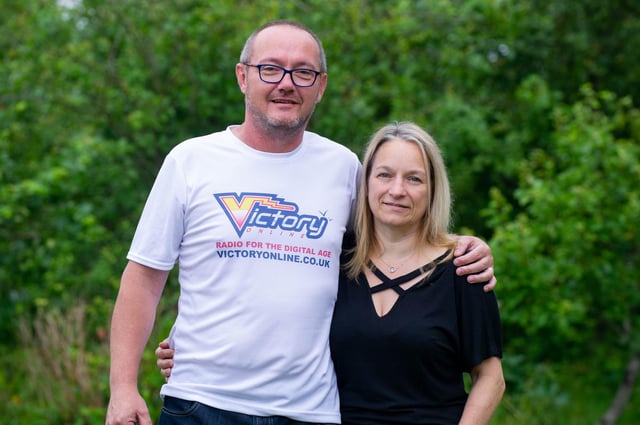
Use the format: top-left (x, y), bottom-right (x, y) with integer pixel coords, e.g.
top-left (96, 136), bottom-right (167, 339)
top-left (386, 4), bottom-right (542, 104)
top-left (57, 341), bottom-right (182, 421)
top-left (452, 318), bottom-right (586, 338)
top-left (243, 63), bottom-right (322, 87)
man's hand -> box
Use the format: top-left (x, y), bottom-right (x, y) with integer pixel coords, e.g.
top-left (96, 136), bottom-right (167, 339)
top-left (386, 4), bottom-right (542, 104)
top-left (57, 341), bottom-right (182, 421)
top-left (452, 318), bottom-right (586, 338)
top-left (453, 235), bottom-right (497, 292)
top-left (105, 388), bottom-right (152, 425)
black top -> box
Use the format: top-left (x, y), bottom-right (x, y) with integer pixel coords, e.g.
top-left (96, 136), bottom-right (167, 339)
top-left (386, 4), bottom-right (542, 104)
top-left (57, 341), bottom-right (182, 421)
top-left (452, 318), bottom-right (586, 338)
top-left (330, 248), bottom-right (502, 425)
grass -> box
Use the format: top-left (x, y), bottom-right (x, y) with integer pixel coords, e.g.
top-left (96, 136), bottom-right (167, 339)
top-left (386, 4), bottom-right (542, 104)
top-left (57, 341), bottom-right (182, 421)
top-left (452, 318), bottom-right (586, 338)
top-left (1, 299), bottom-right (638, 424)
top-left (491, 356), bottom-right (640, 424)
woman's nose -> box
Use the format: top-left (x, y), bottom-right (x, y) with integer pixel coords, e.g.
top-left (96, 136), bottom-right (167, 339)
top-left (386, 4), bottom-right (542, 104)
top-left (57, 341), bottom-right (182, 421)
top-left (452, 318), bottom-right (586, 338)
top-left (388, 178), bottom-right (406, 196)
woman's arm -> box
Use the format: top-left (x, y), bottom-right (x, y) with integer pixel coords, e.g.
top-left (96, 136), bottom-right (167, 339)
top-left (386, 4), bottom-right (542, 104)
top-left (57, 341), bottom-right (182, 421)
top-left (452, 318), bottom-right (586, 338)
top-left (155, 339), bottom-right (175, 380)
top-left (459, 356), bottom-right (505, 425)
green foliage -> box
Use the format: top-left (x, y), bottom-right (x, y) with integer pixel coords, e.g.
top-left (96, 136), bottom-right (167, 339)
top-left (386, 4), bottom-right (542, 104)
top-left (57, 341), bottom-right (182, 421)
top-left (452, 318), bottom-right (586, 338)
top-left (1, 0), bottom-right (639, 423)
top-left (486, 86), bottom-right (639, 361)
top-left (492, 358), bottom-right (640, 425)
top-left (0, 133), bottom-right (139, 343)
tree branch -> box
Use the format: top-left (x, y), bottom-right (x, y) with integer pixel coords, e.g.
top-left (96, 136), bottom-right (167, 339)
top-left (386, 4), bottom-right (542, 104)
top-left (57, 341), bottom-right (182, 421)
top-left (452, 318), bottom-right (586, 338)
top-left (598, 350), bottom-right (640, 425)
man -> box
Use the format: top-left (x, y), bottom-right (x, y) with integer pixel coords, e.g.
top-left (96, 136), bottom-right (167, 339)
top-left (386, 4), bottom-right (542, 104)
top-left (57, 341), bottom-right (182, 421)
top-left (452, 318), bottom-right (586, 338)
top-left (106, 21), bottom-right (496, 425)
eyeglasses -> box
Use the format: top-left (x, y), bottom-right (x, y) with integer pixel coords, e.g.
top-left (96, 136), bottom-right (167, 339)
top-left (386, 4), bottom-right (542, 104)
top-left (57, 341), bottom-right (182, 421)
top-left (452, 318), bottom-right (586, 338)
top-left (243, 63), bottom-right (322, 87)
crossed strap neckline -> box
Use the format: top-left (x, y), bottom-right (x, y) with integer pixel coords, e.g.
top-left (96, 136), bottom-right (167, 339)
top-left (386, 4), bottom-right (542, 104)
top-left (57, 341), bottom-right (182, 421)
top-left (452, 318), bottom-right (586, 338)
top-left (367, 250), bottom-right (452, 295)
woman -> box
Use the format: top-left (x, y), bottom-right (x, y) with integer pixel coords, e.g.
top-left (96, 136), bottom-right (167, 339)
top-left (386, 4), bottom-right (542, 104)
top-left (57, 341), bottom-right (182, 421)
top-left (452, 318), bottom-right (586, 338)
top-left (330, 122), bottom-right (504, 424)
top-left (157, 122), bottom-right (505, 424)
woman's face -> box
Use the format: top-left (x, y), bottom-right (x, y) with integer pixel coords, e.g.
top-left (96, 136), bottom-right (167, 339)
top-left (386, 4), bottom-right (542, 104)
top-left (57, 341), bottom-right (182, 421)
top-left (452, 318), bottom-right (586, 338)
top-left (367, 139), bottom-right (429, 234)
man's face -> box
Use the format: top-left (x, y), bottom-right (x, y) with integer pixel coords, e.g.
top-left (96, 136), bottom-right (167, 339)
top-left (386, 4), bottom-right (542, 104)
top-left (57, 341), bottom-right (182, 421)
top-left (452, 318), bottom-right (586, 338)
top-left (237, 25), bottom-right (327, 133)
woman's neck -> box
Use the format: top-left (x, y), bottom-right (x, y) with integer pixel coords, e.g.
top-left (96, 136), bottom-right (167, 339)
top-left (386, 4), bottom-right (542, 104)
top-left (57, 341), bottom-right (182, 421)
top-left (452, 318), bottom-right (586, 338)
top-left (371, 228), bottom-right (449, 275)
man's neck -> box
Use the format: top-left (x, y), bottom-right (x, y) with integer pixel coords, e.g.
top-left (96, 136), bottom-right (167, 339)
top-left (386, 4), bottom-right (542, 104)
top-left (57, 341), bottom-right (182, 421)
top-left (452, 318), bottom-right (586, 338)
top-left (232, 122), bottom-right (305, 153)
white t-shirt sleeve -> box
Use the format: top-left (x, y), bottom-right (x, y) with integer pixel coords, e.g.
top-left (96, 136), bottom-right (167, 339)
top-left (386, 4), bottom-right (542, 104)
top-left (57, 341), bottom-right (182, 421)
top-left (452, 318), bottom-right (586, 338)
top-left (127, 153), bottom-right (186, 270)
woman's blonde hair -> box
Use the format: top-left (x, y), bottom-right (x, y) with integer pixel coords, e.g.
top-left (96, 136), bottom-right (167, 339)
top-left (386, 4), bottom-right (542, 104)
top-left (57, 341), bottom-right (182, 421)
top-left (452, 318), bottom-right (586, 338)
top-left (345, 121), bottom-right (456, 279)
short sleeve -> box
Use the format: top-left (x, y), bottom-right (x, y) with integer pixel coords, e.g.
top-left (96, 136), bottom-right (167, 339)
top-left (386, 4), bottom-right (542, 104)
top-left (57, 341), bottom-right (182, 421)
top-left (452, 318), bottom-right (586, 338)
top-left (127, 154), bottom-right (186, 270)
top-left (455, 275), bottom-right (503, 372)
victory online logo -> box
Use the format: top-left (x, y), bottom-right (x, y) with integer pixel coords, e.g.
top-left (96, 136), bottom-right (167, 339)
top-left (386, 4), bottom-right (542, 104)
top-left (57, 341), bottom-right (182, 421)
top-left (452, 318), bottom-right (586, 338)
top-left (214, 192), bottom-right (328, 239)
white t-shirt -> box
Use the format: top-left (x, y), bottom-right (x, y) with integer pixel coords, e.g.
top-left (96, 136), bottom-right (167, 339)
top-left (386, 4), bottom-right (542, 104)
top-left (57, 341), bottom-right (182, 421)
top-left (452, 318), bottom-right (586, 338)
top-left (127, 127), bottom-right (360, 423)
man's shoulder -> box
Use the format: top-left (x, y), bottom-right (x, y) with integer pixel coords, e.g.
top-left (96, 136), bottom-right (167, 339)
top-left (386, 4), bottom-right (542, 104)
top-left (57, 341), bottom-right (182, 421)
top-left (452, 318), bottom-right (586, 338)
top-left (303, 131), bottom-right (359, 160)
top-left (181, 129), bottom-right (229, 146)
top-left (168, 129), bottom-right (231, 156)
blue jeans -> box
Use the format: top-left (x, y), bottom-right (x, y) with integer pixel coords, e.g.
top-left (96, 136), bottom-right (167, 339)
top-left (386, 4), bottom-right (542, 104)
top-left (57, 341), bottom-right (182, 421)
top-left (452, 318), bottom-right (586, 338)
top-left (158, 396), bottom-right (338, 425)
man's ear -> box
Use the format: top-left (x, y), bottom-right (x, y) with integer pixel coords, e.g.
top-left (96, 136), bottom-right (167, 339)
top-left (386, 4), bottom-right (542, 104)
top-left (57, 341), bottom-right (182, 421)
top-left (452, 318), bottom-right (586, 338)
top-left (236, 63), bottom-right (248, 94)
top-left (315, 73), bottom-right (328, 103)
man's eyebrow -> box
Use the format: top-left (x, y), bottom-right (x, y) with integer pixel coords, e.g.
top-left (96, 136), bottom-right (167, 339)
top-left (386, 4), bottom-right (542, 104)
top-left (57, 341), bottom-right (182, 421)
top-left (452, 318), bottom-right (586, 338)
top-left (256, 58), bottom-right (320, 69)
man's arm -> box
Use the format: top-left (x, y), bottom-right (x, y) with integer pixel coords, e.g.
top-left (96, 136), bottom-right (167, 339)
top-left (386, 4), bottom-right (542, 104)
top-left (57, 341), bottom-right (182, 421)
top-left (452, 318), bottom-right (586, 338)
top-left (106, 261), bottom-right (169, 425)
top-left (454, 235), bottom-right (497, 291)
